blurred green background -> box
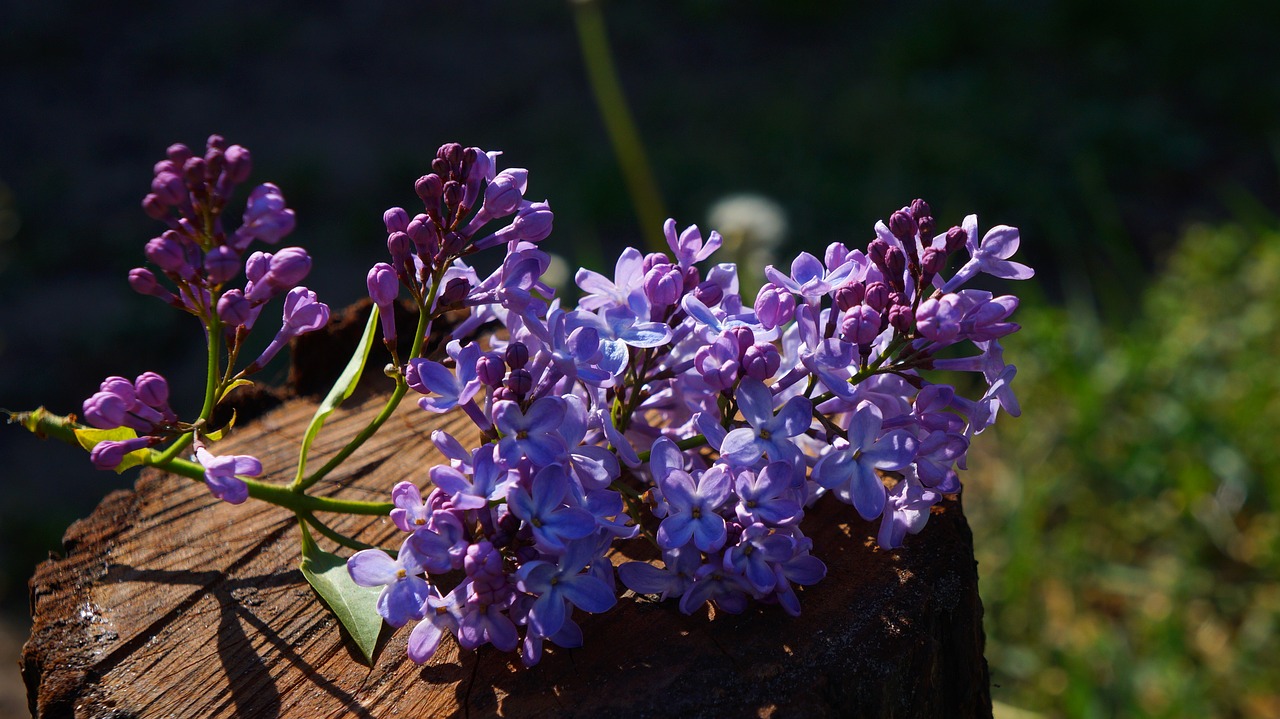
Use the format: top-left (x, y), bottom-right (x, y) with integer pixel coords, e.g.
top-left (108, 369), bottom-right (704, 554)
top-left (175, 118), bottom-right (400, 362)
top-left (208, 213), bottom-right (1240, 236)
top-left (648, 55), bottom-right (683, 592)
top-left (2, 1), bottom-right (1278, 716)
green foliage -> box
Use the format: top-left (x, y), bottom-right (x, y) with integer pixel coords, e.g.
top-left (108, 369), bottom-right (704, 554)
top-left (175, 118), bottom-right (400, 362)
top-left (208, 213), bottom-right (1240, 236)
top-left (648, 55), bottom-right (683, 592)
top-left (298, 523), bottom-right (383, 665)
top-left (72, 427), bottom-right (148, 473)
top-left (971, 221), bottom-right (1280, 718)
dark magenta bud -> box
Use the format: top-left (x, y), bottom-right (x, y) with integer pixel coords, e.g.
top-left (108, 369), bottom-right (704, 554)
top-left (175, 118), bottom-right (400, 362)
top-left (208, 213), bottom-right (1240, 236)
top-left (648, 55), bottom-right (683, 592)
top-left (944, 226), bottom-right (968, 254)
top-left (642, 252), bottom-right (671, 274)
top-left (727, 326), bottom-right (755, 358)
top-left (476, 353), bottom-right (505, 387)
top-left (438, 142), bottom-right (463, 168)
top-left (415, 174), bottom-right (443, 205)
top-left (182, 157), bottom-right (207, 186)
top-left (692, 280), bottom-right (723, 306)
top-left (868, 239), bottom-right (890, 271)
top-left (442, 180), bottom-right (463, 208)
top-left (885, 247), bottom-right (906, 283)
top-left (151, 172), bottom-right (186, 206)
top-left (145, 234), bottom-right (191, 274)
top-left (644, 265), bottom-right (683, 308)
top-left (491, 386), bottom-right (515, 403)
top-left (889, 209), bottom-right (918, 241)
top-left (439, 277), bottom-right (470, 306)
top-left (908, 198), bottom-right (931, 219)
top-left (505, 368), bottom-right (532, 396)
top-left (841, 306), bottom-right (881, 345)
top-left (682, 265), bottom-right (700, 292)
top-left (441, 231), bottom-right (467, 257)
top-left (203, 147), bottom-right (225, 180)
top-left (922, 247), bottom-right (947, 275)
top-left (224, 145), bottom-right (252, 184)
top-left (166, 143), bottom-right (193, 165)
top-left (206, 134), bottom-right (227, 151)
top-left (834, 282), bottom-right (865, 312)
top-left (367, 263), bottom-right (399, 307)
top-left (134, 372), bottom-right (171, 409)
top-left (142, 193), bottom-right (168, 220)
top-left (383, 207), bottom-right (410, 234)
top-left (888, 304), bottom-right (914, 333)
top-left (505, 342), bottom-right (529, 370)
top-left (266, 247), bottom-right (311, 287)
top-left (864, 281), bottom-right (889, 312)
top-left (387, 231), bottom-right (412, 264)
top-left (204, 245), bottom-right (241, 284)
top-left (742, 343), bottom-right (781, 381)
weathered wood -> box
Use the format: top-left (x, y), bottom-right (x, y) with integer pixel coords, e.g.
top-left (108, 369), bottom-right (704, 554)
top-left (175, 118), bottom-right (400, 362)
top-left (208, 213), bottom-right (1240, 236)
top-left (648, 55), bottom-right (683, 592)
top-left (22, 305), bottom-right (993, 718)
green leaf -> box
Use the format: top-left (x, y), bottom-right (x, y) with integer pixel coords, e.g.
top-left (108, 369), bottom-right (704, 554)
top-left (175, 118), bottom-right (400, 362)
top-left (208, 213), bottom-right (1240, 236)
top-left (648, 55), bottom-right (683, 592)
top-left (73, 427), bottom-right (150, 473)
top-left (293, 306), bottom-right (380, 486)
top-left (217, 378), bottom-right (255, 403)
top-left (204, 409), bottom-right (236, 442)
top-left (298, 522), bottom-right (383, 665)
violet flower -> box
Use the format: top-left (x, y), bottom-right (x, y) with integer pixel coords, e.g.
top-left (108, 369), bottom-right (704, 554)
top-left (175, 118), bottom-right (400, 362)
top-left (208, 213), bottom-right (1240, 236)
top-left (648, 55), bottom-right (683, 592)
top-left (347, 537), bottom-right (432, 628)
top-left (515, 538), bottom-right (616, 638)
top-left (812, 401), bottom-right (918, 520)
top-left (719, 378), bottom-right (813, 468)
top-left (194, 446), bottom-right (263, 505)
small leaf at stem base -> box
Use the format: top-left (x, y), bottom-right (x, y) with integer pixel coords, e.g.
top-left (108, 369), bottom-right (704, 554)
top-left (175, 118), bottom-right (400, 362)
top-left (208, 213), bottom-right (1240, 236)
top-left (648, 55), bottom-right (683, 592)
top-left (73, 427), bottom-right (149, 473)
top-left (298, 523), bottom-right (384, 665)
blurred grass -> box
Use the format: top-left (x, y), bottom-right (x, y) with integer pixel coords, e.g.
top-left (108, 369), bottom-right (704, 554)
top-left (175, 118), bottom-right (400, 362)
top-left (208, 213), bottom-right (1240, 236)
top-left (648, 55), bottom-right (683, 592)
top-left (970, 218), bottom-right (1280, 717)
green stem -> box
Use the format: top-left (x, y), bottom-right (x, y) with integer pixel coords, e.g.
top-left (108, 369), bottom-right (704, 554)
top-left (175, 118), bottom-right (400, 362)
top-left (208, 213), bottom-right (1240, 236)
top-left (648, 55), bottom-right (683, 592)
top-left (200, 320), bottom-right (222, 422)
top-left (296, 269), bottom-right (442, 491)
top-left (572, 0), bottom-right (668, 253)
top-left (298, 511), bottom-right (382, 552)
top-left (154, 454), bottom-right (393, 515)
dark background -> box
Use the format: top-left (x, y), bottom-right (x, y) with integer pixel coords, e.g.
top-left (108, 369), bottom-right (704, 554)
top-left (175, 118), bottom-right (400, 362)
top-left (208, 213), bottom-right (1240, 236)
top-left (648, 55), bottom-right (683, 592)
top-left (3, 1), bottom-right (1278, 715)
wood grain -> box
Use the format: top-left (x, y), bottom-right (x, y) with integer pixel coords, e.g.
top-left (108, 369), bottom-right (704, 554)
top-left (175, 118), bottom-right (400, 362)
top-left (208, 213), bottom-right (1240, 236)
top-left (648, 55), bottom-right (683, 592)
top-left (22, 304), bottom-right (993, 718)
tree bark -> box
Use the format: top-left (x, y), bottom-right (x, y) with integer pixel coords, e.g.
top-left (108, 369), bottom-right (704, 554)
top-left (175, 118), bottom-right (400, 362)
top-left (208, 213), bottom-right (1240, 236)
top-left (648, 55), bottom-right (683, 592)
top-left (22, 304), bottom-right (993, 718)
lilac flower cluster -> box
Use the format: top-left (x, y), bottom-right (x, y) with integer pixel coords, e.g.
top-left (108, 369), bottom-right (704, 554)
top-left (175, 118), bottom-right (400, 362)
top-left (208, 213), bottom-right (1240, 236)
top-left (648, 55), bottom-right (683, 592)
top-left (83, 136), bottom-right (329, 503)
top-left (348, 154), bottom-right (1032, 666)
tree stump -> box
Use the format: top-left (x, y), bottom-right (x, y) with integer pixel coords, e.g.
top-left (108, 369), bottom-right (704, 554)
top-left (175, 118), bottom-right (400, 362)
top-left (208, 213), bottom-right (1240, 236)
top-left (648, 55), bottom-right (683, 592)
top-left (21, 305), bottom-right (993, 718)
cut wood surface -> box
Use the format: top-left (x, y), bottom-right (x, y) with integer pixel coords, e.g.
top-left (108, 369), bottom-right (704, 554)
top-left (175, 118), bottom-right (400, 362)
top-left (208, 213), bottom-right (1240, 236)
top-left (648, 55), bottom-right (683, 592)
top-left (22, 304), bottom-right (993, 718)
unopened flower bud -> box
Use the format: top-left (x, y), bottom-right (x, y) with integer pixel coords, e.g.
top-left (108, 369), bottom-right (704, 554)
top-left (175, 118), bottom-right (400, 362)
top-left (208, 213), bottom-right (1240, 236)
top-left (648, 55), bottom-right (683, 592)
top-left (166, 143), bottom-right (193, 165)
top-left (505, 367), bottom-right (532, 396)
top-left (842, 306), bottom-right (881, 345)
top-left (145, 235), bottom-right (191, 275)
top-left (367, 263), bottom-right (399, 307)
top-left (387, 231), bottom-right (412, 265)
top-left (754, 283), bottom-right (795, 330)
top-left (491, 386), bottom-right (515, 403)
top-left (505, 342), bottom-right (529, 370)
top-left (438, 142), bottom-right (463, 168)
top-left (441, 231), bottom-right (467, 257)
top-left (83, 391), bottom-right (128, 429)
top-left (217, 289), bottom-right (254, 328)
top-left (134, 372), bottom-right (171, 409)
top-left (644, 264), bottom-right (683, 308)
top-left (90, 439), bottom-right (135, 470)
top-left (864, 281), bottom-right (889, 312)
top-left (244, 251), bottom-right (270, 283)
top-left (692, 280), bottom-right (723, 306)
top-left (206, 134), bottom-right (227, 151)
top-left (642, 253), bottom-right (670, 274)
top-left (889, 209), bottom-right (918, 241)
top-left (405, 217), bottom-right (437, 257)
top-left (476, 353), bottom-right (505, 387)
top-left (383, 207), bottom-right (410, 234)
top-left (128, 268), bottom-right (170, 300)
top-left (509, 201), bottom-right (553, 242)
top-left (833, 282), bottom-right (865, 312)
top-left (921, 247), bottom-right (946, 275)
top-left (142, 193), bottom-right (168, 219)
top-left (868, 239), bottom-right (890, 271)
top-left (718, 329), bottom-right (747, 361)
top-left (204, 246), bottom-right (240, 284)
top-left (240, 183), bottom-right (295, 244)
top-left (439, 277), bottom-right (470, 306)
top-left (944, 226), bottom-right (967, 254)
top-left (442, 180), bottom-right (463, 208)
top-left (183, 156), bottom-right (207, 185)
top-left (151, 172), bottom-right (186, 206)
top-left (885, 247), bottom-right (906, 282)
top-left (204, 147), bottom-right (225, 179)
top-left (415, 174), bottom-right (443, 206)
top-left (224, 145), bottom-right (252, 184)
top-left (483, 169), bottom-right (528, 217)
top-left (266, 247), bottom-right (312, 288)
top-left (888, 303), bottom-right (914, 333)
top-left (742, 343), bottom-right (781, 381)
top-left (825, 242), bottom-right (851, 271)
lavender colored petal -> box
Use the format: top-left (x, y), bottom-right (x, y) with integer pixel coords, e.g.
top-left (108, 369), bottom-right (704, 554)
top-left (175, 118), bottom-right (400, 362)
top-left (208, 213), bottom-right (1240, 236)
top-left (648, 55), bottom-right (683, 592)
top-left (719, 427), bottom-right (763, 466)
top-left (346, 549), bottom-right (402, 586)
top-left (863, 429), bottom-right (919, 470)
top-left (407, 619), bottom-right (445, 664)
top-left (851, 462), bottom-right (887, 521)
top-left (734, 378), bottom-right (773, 428)
top-left (772, 395), bottom-right (813, 437)
top-left (560, 574), bottom-right (616, 614)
